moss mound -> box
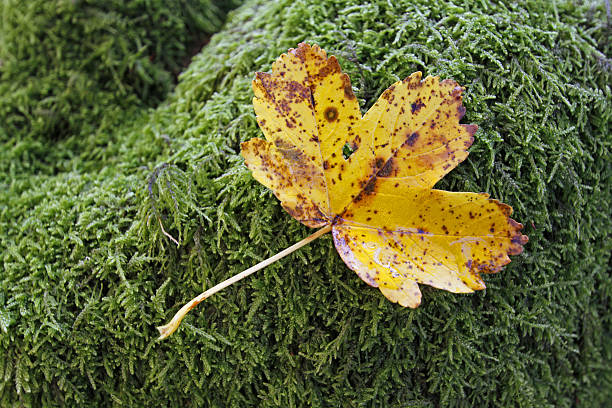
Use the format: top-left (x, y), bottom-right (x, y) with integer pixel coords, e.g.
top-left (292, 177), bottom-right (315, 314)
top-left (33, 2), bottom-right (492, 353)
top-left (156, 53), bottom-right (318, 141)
top-left (1, 0), bottom-right (610, 406)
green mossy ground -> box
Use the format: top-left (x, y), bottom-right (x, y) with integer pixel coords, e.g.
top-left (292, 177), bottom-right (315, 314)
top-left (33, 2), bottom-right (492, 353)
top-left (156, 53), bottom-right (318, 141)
top-left (1, 0), bottom-right (610, 406)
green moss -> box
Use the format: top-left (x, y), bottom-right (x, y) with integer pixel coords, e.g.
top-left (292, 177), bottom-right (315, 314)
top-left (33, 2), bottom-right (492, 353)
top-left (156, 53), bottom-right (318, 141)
top-left (0, 0), bottom-right (239, 146)
top-left (1, 0), bottom-right (611, 406)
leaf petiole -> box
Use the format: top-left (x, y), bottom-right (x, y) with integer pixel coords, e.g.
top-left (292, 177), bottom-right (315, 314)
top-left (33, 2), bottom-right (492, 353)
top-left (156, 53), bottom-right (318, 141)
top-left (157, 225), bottom-right (332, 339)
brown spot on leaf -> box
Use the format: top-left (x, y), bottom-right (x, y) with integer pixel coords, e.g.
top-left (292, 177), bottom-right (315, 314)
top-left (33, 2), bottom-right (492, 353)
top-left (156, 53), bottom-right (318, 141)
top-left (353, 179), bottom-right (377, 203)
top-left (292, 42), bottom-right (309, 62)
top-left (341, 73), bottom-right (355, 100)
top-left (381, 85), bottom-right (396, 102)
top-left (374, 157), bottom-right (384, 169)
top-left (377, 158), bottom-right (394, 177)
top-left (493, 201), bottom-right (513, 217)
top-left (411, 101), bottom-right (426, 113)
top-left (406, 132), bottom-right (419, 146)
top-left (314, 56), bottom-right (341, 82)
top-left (363, 179), bottom-right (376, 195)
top-left (324, 106), bottom-right (339, 122)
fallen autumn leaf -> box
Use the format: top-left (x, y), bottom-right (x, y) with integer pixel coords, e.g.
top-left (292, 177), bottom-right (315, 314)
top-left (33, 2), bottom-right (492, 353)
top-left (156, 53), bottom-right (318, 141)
top-left (158, 43), bottom-right (528, 339)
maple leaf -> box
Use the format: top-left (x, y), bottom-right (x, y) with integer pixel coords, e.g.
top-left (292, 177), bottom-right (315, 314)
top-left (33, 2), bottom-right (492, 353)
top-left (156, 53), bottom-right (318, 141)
top-left (157, 43), bottom-right (528, 339)
top-left (241, 43), bottom-right (528, 308)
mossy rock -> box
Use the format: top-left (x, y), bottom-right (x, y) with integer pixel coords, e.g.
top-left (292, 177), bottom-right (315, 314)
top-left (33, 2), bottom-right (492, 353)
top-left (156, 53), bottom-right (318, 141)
top-left (0, 0), bottom-right (610, 406)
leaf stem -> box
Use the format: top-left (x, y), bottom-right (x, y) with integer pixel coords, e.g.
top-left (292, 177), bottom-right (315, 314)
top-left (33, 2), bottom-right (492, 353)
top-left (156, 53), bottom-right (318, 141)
top-left (157, 225), bottom-right (332, 339)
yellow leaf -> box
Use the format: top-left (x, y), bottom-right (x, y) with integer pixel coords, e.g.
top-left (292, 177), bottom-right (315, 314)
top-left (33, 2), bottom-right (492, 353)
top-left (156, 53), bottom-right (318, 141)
top-left (242, 43), bottom-right (528, 308)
